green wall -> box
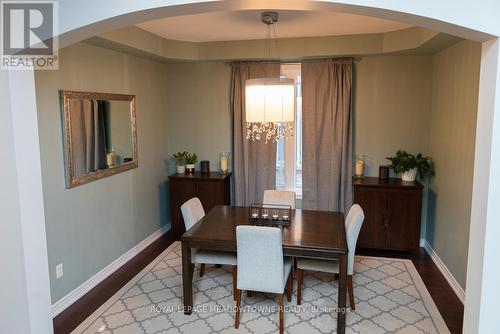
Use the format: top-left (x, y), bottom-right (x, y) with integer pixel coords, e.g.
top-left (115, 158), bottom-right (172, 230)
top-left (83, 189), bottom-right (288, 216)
top-left (165, 62), bottom-right (232, 173)
top-left (35, 42), bottom-right (170, 302)
top-left (426, 40), bottom-right (481, 289)
top-left (353, 55), bottom-right (433, 176)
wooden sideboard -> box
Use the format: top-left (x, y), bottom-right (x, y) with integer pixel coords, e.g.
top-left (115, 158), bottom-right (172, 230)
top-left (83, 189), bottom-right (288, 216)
top-left (353, 177), bottom-right (423, 252)
top-left (169, 172), bottom-right (231, 241)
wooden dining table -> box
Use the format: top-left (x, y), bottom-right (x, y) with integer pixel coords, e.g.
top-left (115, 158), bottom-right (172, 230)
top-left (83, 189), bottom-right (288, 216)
top-left (181, 205), bottom-right (348, 334)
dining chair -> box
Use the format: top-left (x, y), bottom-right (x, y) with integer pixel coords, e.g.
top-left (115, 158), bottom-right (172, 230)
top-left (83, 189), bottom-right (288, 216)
top-left (296, 204), bottom-right (365, 310)
top-left (263, 189), bottom-right (296, 209)
top-left (181, 198), bottom-right (237, 297)
top-left (234, 226), bottom-right (293, 334)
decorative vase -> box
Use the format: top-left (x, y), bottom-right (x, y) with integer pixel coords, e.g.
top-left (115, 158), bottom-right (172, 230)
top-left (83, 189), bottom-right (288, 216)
top-left (186, 164), bottom-right (195, 173)
top-left (401, 168), bottom-right (417, 181)
top-left (177, 165), bottom-right (186, 174)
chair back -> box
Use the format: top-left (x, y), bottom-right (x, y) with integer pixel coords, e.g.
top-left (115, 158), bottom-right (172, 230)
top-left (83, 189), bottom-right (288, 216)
top-left (263, 190), bottom-right (296, 209)
top-left (181, 197), bottom-right (205, 231)
top-left (345, 204), bottom-right (365, 275)
top-left (236, 225), bottom-right (285, 294)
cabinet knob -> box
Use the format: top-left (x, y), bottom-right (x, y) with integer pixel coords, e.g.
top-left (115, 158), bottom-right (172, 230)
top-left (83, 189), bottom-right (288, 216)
top-left (383, 215), bottom-right (390, 228)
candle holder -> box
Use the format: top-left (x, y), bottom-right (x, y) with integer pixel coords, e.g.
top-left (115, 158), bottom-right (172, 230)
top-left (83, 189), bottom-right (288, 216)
top-left (219, 151), bottom-right (230, 174)
top-left (249, 204), bottom-right (291, 226)
top-left (355, 154), bottom-right (365, 179)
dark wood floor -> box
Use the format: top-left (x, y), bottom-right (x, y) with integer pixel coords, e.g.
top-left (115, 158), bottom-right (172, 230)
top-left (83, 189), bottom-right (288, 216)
top-left (53, 236), bottom-right (463, 334)
top-left (53, 232), bottom-right (173, 334)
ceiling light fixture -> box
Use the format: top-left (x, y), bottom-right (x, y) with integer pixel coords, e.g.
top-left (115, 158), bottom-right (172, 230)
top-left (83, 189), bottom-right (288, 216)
top-left (245, 12), bottom-right (295, 143)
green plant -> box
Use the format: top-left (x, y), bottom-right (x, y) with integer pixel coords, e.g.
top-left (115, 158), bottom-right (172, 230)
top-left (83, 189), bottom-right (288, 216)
top-left (386, 150), bottom-right (435, 179)
top-left (173, 151), bottom-right (187, 166)
top-left (185, 153), bottom-right (198, 165)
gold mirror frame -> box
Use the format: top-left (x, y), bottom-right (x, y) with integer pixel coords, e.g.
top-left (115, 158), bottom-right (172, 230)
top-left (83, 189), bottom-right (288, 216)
top-left (61, 90), bottom-right (138, 188)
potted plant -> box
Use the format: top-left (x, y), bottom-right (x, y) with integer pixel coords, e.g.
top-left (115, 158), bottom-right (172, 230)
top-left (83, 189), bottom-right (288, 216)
top-left (386, 150), bottom-right (434, 181)
top-left (185, 153), bottom-right (198, 173)
top-left (173, 151), bottom-right (187, 174)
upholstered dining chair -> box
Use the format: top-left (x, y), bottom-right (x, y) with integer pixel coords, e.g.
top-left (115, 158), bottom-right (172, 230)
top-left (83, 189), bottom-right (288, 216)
top-left (296, 204), bottom-right (365, 310)
top-left (263, 189), bottom-right (296, 209)
top-left (181, 198), bottom-right (237, 297)
top-left (234, 226), bottom-right (293, 334)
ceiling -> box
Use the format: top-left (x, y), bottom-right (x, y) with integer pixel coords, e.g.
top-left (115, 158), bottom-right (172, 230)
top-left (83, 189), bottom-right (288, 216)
top-left (136, 10), bottom-right (413, 43)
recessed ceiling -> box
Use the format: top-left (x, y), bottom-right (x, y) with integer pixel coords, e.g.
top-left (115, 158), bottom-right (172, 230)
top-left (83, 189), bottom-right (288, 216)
top-left (136, 10), bottom-right (413, 43)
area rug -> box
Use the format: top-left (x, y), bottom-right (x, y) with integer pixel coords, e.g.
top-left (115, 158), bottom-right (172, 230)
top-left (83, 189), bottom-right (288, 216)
top-left (72, 242), bottom-right (450, 334)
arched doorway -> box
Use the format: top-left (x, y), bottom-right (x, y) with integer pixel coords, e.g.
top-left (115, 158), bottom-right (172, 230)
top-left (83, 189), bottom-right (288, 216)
top-left (4, 1), bottom-right (499, 333)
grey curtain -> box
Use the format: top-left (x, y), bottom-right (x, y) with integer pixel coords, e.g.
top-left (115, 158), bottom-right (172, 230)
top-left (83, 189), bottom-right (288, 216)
top-left (69, 99), bottom-right (107, 176)
top-left (231, 62), bottom-right (280, 205)
top-left (301, 60), bottom-right (353, 213)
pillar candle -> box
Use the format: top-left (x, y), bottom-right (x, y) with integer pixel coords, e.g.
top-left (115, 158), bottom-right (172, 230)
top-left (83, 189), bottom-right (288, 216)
top-left (355, 160), bottom-right (364, 177)
top-left (220, 156), bottom-right (228, 172)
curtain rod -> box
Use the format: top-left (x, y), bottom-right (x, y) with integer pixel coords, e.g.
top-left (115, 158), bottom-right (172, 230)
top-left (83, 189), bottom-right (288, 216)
top-left (226, 57), bottom-right (360, 66)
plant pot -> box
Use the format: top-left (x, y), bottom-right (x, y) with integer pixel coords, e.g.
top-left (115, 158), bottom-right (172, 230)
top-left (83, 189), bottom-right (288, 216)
top-left (401, 168), bottom-right (417, 181)
top-left (177, 165), bottom-right (186, 174)
top-left (186, 164), bottom-right (195, 173)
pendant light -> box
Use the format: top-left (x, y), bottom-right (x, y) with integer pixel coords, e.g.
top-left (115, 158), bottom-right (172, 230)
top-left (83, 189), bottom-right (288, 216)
top-left (245, 12), bottom-right (295, 143)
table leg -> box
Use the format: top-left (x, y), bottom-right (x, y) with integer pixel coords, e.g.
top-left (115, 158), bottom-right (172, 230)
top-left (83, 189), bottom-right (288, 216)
top-left (182, 240), bottom-right (193, 315)
top-left (337, 253), bottom-right (347, 334)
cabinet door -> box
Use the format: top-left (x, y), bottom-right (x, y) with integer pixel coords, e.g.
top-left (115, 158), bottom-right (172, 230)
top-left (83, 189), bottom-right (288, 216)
top-left (196, 181), bottom-right (224, 212)
top-left (386, 190), bottom-right (421, 251)
top-left (355, 188), bottom-right (387, 249)
top-left (170, 181), bottom-right (196, 241)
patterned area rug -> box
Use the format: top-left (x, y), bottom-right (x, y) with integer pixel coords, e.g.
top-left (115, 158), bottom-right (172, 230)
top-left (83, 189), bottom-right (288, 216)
top-left (73, 242), bottom-right (450, 334)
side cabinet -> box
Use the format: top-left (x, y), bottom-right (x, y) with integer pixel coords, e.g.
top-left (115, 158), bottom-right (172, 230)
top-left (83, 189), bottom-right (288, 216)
top-left (169, 172), bottom-right (231, 241)
top-left (354, 177), bottom-right (423, 252)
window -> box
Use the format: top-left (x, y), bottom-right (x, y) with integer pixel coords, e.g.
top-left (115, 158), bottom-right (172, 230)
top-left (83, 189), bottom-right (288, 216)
top-left (276, 63), bottom-right (302, 196)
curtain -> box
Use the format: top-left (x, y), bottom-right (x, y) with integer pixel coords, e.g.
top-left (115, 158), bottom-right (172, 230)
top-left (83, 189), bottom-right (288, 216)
top-left (231, 62), bottom-right (280, 205)
top-left (301, 60), bottom-right (353, 213)
top-left (69, 99), bottom-right (107, 176)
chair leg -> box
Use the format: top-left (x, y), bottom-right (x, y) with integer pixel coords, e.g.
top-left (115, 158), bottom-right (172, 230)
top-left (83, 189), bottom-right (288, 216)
top-left (297, 269), bottom-right (303, 305)
top-left (234, 289), bottom-right (242, 329)
top-left (199, 264), bottom-right (205, 277)
top-left (279, 294), bottom-right (285, 334)
top-left (232, 266), bottom-right (237, 301)
top-left (347, 275), bottom-right (355, 310)
top-left (286, 269), bottom-right (293, 302)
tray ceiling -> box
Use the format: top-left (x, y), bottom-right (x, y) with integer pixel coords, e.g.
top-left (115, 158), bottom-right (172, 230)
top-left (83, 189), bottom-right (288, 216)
top-left (136, 10), bottom-right (412, 42)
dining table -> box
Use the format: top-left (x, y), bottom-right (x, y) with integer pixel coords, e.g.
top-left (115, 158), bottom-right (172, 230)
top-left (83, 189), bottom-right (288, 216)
top-left (181, 205), bottom-right (348, 334)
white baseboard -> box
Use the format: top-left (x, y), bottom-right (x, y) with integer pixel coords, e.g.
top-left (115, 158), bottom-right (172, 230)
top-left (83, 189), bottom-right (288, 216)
top-left (420, 238), bottom-right (425, 248)
top-left (423, 240), bottom-right (465, 304)
top-left (51, 224), bottom-right (170, 317)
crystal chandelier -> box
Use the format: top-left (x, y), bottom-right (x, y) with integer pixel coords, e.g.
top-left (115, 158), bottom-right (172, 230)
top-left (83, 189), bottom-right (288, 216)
top-left (245, 12), bottom-right (295, 143)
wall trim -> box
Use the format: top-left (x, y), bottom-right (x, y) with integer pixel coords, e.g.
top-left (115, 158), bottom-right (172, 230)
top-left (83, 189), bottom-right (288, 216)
top-left (423, 240), bottom-right (465, 304)
top-left (51, 224), bottom-right (170, 317)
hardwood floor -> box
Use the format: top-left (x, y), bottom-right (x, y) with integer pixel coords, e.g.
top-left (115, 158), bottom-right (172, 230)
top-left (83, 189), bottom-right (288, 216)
top-left (357, 247), bottom-right (464, 334)
top-left (53, 232), bottom-right (173, 334)
top-left (53, 238), bottom-right (463, 334)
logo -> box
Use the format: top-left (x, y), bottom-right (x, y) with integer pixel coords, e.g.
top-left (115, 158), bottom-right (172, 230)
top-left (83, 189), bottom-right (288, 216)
top-left (1, 1), bottom-right (58, 69)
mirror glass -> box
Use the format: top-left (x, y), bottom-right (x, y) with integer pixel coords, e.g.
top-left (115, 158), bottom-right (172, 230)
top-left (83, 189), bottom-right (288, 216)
top-left (61, 91), bottom-right (138, 188)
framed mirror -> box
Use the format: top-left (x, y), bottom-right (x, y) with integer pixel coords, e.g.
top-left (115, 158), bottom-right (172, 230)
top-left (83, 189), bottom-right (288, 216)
top-left (61, 90), bottom-right (138, 188)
